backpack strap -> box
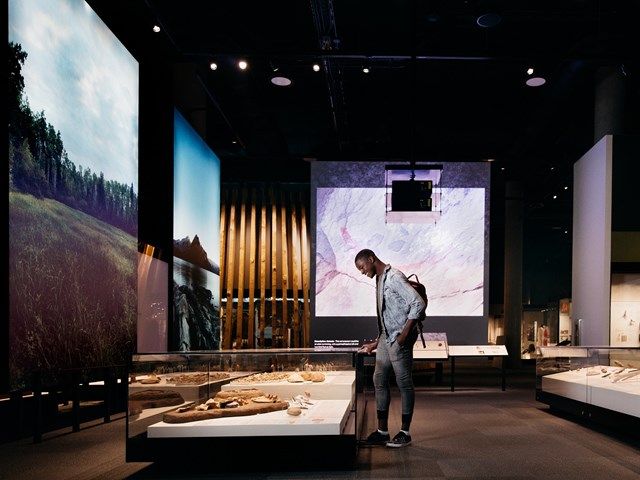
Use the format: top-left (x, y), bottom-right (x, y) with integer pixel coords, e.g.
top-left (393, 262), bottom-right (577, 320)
top-left (406, 273), bottom-right (426, 348)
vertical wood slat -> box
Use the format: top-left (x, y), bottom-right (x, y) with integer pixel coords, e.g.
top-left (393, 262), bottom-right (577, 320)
top-left (290, 192), bottom-right (300, 347)
top-left (236, 188), bottom-right (247, 346)
top-left (279, 191), bottom-right (289, 347)
top-left (270, 188), bottom-right (278, 343)
top-left (299, 192), bottom-right (311, 347)
top-left (224, 189), bottom-right (238, 349)
top-left (247, 190), bottom-right (257, 348)
top-left (219, 190), bottom-right (227, 311)
top-left (258, 189), bottom-right (267, 347)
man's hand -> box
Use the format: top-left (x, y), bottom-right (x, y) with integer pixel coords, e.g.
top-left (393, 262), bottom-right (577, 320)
top-left (397, 318), bottom-right (417, 346)
top-left (358, 340), bottom-right (378, 354)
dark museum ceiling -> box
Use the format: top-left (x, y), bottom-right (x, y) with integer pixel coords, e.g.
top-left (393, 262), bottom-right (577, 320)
top-left (87, 0), bottom-right (639, 232)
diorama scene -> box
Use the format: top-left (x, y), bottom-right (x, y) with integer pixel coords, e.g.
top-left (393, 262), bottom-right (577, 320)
top-left (2, 1), bottom-right (639, 479)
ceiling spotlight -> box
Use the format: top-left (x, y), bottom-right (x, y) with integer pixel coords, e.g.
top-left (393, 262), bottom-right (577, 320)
top-left (271, 76), bottom-right (292, 87)
top-left (476, 13), bottom-right (502, 28)
top-left (232, 140), bottom-right (237, 144)
top-left (527, 67), bottom-right (534, 75)
top-left (313, 64), bottom-right (320, 72)
top-left (363, 67), bottom-right (370, 74)
top-left (553, 195), bottom-right (557, 199)
top-left (152, 25), bottom-right (161, 33)
top-left (238, 60), bottom-right (248, 70)
top-left (564, 230), bottom-right (568, 234)
top-left (209, 62), bottom-right (218, 71)
top-left (486, 158), bottom-right (495, 162)
top-left (550, 166), bottom-right (554, 171)
top-left (564, 186), bottom-right (568, 190)
top-left (526, 77), bottom-right (546, 87)
top-left (501, 167), bottom-right (505, 171)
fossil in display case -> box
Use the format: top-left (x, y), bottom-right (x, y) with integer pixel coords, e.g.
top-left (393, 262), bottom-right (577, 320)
top-left (230, 372), bottom-right (291, 384)
top-left (139, 373), bottom-right (161, 384)
top-left (165, 372), bottom-right (230, 384)
top-left (231, 371), bottom-right (326, 384)
top-left (163, 389), bottom-right (288, 423)
top-left (128, 389), bottom-right (185, 415)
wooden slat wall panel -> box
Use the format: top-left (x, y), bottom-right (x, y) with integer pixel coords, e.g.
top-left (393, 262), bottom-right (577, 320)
top-left (258, 189), bottom-right (267, 347)
top-left (270, 188), bottom-right (278, 342)
top-left (279, 191), bottom-right (289, 347)
top-left (290, 192), bottom-right (300, 347)
top-left (235, 189), bottom-right (247, 347)
top-left (219, 190), bottom-right (227, 309)
top-left (223, 189), bottom-right (237, 349)
top-left (220, 184), bottom-right (309, 349)
top-left (299, 192), bottom-right (311, 346)
top-left (247, 190), bottom-right (257, 348)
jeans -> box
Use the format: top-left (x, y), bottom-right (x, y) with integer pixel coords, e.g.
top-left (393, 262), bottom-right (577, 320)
top-left (373, 330), bottom-right (416, 417)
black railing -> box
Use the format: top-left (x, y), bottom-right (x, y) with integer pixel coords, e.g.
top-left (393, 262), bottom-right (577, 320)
top-left (2, 364), bottom-right (128, 444)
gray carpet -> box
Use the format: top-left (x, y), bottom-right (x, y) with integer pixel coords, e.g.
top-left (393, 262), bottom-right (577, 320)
top-left (1, 387), bottom-right (638, 480)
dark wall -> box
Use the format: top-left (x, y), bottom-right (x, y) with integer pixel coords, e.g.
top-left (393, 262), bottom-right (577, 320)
top-left (612, 135), bottom-right (640, 231)
top-left (138, 61), bottom-right (174, 263)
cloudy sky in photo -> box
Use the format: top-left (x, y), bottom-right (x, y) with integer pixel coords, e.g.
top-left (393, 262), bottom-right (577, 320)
top-left (9, 0), bottom-right (138, 189)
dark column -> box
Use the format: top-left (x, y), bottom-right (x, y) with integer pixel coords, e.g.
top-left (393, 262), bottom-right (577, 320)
top-left (503, 181), bottom-right (523, 368)
top-left (594, 65), bottom-right (626, 142)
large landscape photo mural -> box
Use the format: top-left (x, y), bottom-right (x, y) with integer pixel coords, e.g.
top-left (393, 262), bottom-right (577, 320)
top-left (172, 110), bottom-right (221, 351)
top-left (8, 0), bottom-right (138, 386)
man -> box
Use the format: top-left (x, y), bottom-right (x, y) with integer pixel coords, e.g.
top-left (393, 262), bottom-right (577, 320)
top-left (355, 248), bottom-right (426, 448)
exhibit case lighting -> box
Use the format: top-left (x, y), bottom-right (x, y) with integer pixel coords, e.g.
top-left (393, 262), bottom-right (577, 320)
top-left (385, 164), bottom-right (443, 224)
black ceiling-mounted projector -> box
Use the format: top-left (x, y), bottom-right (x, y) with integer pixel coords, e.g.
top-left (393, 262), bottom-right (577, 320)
top-left (391, 179), bottom-right (433, 211)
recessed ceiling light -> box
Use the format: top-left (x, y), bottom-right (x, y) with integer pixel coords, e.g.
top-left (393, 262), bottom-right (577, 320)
top-left (564, 186), bottom-right (568, 190)
top-left (486, 158), bottom-right (495, 162)
top-left (209, 62), bottom-right (217, 71)
top-left (152, 25), bottom-right (161, 33)
top-left (564, 230), bottom-right (568, 234)
top-left (527, 67), bottom-right (534, 75)
top-left (271, 76), bottom-right (292, 86)
top-left (501, 167), bottom-right (505, 171)
top-left (553, 195), bottom-right (557, 199)
top-left (313, 64), bottom-right (320, 72)
top-left (476, 13), bottom-right (502, 28)
top-left (526, 77), bottom-right (546, 87)
top-left (550, 166), bottom-right (554, 171)
top-left (238, 60), bottom-right (248, 70)
top-left (363, 67), bottom-right (370, 73)
top-left (232, 140), bottom-right (237, 144)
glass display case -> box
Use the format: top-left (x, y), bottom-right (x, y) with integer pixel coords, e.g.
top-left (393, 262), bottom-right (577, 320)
top-left (536, 346), bottom-right (640, 433)
top-left (126, 349), bottom-right (361, 467)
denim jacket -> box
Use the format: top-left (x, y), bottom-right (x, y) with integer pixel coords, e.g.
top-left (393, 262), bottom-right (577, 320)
top-left (377, 265), bottom-right (426, 345)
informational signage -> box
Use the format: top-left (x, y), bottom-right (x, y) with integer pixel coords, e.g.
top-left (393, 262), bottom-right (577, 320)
top-left (448, 345), bottom-right (508, 356)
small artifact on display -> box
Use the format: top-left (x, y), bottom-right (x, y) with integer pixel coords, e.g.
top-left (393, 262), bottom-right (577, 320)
top-left (139, 373), bottom-right (161, 384)
top-left (165, 372), bottom-right (230, 384)
top-left (575, 362), bottom-right (640, 383)
top-left (231, 371), bottom-right (325, 384)
top-left (128, 389), bottom-right (185, 415)
top-left (163, 389), bottom-right (288, 423)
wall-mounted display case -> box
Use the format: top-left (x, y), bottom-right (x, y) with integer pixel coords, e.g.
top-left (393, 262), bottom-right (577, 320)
top-left (536, 346), bottom-right (640, 434)
top-left (126, 349), bottom-right (361, 467)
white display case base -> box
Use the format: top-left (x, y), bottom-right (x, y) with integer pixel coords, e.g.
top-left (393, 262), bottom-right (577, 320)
top-left (147, 399), bottom-right (352, 438)
top-left (542, 369), bottom-right (640, 417)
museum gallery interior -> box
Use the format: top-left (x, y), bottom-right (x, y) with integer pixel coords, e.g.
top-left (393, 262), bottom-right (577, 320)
top-left (3, 0), bottom-right (640, 479)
